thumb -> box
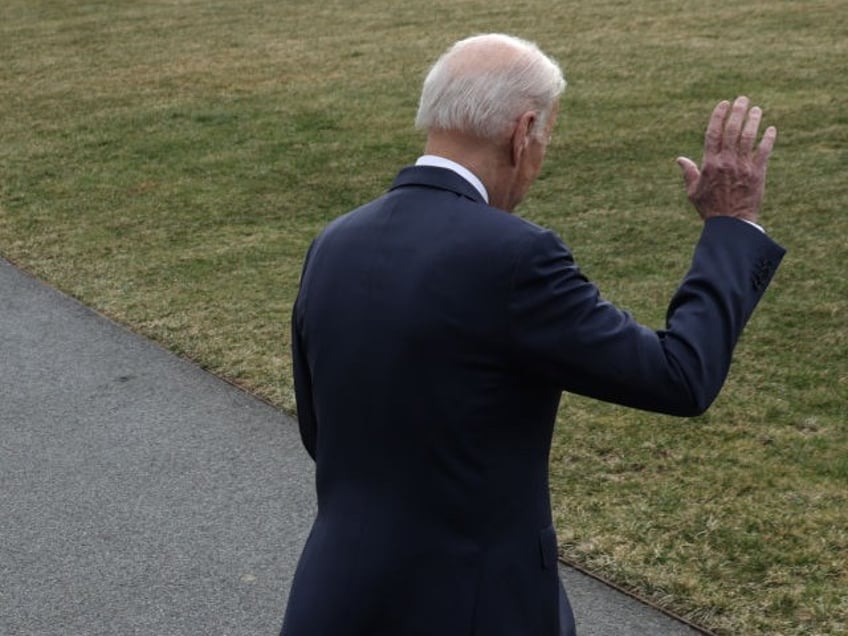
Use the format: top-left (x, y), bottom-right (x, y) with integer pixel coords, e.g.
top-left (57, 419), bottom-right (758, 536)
top-left (675, 156), bottom-right (699, 192)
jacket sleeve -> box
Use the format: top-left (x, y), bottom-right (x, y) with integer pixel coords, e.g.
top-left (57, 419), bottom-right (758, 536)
top-left (507, 217), bottom-right (786, 416)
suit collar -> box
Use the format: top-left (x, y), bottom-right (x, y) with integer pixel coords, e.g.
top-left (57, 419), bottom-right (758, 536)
top-left (389, 166), bottom-right (487, 204)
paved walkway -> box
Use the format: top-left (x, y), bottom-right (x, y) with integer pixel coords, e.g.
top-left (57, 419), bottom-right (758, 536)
top-left (0, 257), bottom-right (706, 635)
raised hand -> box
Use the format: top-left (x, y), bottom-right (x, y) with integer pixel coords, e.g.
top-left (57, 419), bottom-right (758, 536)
top-left (676, 96), bottom-right (777, 224)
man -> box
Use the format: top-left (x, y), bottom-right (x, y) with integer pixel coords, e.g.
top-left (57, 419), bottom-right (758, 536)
top-left (282, 33), bottom-right (784, 636)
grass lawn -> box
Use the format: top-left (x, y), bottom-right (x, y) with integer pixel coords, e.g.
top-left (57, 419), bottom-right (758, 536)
top-left (1, 1), bottom-right (846, 633)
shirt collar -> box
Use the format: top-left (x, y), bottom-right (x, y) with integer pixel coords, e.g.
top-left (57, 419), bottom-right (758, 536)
top-left (415, 155), bottom-right (489, 203)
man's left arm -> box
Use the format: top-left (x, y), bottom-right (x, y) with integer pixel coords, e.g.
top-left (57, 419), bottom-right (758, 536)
top-left (506, 221), bottom-right (783, 417)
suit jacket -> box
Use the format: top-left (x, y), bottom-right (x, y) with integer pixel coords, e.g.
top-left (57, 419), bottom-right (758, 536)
top-left (282, 166), bottom-right (785, 635)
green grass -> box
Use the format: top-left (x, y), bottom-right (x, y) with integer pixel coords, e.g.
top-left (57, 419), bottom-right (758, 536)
top-left (2, 1), bottom-right (846, 633)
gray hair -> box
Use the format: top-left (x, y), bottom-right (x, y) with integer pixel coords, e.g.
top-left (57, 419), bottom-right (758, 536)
top-left (415, 34), bottom-right (566, 142)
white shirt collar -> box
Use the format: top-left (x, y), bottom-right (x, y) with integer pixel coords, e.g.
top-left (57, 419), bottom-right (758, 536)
top-left (415, 155), bottom-right (489, 203)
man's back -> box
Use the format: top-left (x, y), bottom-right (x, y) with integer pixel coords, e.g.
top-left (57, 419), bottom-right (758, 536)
top-left (285, 166), bottom-right (565, 635)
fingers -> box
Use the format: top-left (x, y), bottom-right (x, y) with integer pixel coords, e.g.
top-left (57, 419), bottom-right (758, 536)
top-left (675, 156), bottom-right (700, 193)
top-left (737, 99), bottom-right (777, 166)
top-left (704, 100), bottom-right (731, 157)
top-left (705, 96), bottom-right (775, 161)
top-left (739, 105), bottom-right (762, 154)
top-left (722, 96), bottom-right (750, 151)
top-left (755, 125), bottom-right (778, 167)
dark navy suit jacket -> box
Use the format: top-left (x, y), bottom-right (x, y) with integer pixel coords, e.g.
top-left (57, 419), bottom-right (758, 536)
top-left (283, 166), bottom-right (785, 635)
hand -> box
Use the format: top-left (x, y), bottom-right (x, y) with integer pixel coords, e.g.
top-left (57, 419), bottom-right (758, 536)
top-left (676, 96), bottom-right (777, 224)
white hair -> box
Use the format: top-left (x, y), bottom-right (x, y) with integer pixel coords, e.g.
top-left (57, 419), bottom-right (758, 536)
top-left (415, 33), bottom-right (566, 142)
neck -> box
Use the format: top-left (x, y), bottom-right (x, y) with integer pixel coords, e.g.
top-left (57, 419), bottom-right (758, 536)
top-left (424, 130), bottom-right (519, 211)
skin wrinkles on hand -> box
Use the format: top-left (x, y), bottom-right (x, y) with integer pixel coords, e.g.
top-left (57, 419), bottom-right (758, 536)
top-left (676, 96), bottom-right (777, 224)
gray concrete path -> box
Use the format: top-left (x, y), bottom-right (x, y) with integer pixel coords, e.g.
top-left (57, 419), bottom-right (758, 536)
top-left (0, 257), bottom-right (706, 635)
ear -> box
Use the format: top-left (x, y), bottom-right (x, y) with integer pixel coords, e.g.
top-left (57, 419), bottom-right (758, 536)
top-left (510, 110), bottom-right (537, 166)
